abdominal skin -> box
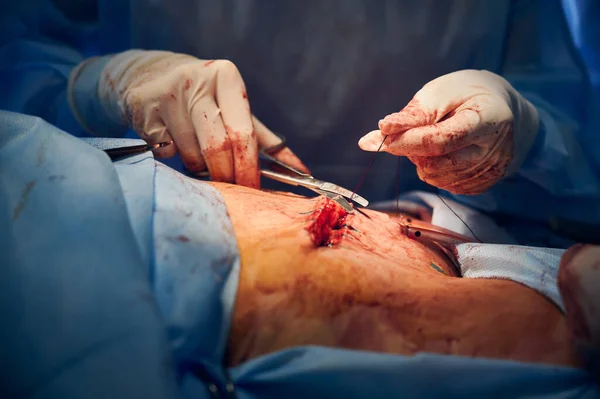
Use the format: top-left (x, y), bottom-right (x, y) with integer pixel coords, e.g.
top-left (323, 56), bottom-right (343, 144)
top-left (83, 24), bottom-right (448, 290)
top-left (211, 183), bottom-right (579, 369)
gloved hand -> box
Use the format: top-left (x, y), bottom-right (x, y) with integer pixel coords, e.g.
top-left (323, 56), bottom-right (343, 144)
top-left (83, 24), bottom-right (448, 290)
top-left (358, 70), bottom-right (539, 195)
top-left (68, 50), bottom-right (308, 188)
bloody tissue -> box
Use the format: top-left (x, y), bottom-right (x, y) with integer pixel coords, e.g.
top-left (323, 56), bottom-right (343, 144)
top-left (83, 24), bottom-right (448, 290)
top-left (306, 200), bottom-right (349, 247)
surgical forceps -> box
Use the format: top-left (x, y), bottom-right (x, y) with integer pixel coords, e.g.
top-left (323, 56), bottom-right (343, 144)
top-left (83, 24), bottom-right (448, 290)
top-left (103, 141), bottom-right (173, 160)
top-left (191, 136), bottom-right (369, 213)
top-left (398, 215), bottom-right (474, 272)
top-left (258, 149), bottom-right (369, 213)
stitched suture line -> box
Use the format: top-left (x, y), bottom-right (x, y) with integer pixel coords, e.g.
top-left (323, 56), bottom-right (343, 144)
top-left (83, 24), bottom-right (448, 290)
top-left (351, 135), bottom-right (388, 201)
top-left (436, 193), bottom-right (483, 243)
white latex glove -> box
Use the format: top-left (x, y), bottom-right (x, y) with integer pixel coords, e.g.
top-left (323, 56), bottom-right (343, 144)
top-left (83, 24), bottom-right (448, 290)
top-left (358, 70), bottom-right (539, 195)
top-left (68, 50), bottom-right (308, 188)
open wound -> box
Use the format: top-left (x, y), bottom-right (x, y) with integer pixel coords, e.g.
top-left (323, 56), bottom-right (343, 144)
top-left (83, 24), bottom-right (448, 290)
top-left (306, 198), bottom-right (351, 247)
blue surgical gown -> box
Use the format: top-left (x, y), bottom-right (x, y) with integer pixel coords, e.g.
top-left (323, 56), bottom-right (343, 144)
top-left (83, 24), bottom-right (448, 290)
top-left (0, 0), bottom-right (599, 239)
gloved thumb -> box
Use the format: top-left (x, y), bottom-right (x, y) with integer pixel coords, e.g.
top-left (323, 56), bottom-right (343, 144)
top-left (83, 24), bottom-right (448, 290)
top-left (357, 129), bottom-right (386, 152)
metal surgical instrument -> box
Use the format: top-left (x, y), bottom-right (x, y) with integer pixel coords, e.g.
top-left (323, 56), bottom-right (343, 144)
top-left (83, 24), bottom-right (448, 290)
top-left (399, 217), bottom-right (473, 247)
top-left (190, 134), bottom-right (369, 213)
top-left (103, 141), bottom-right (173, 160)
top-left (258, 150), bottom-right (369, 212)
top-left (398, 215), bottom-right (474, 273)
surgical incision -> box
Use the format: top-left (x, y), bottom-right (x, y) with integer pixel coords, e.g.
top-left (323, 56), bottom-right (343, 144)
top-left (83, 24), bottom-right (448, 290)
top-left (306, 199), bottom-right (351, 247)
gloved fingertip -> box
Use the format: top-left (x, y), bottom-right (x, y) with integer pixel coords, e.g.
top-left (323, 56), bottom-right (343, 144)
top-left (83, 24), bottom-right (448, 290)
top-left (358, 130), bottom-right (385, 151)
top-left (254, 169), bottom-right (262, 189)
top-left (212, 175), bottom-right (236, 184)
top-left (377, 119), bottom-right (393, 133)
top-left (380, 108), bottom-right (429, 134)
top-left (241, 165), bottom-right (262, 189)
top-left (240, 176), bottom-right (261, 190)
top-left (152, 146), bottom-right (177, 159)
top-left (378, 119), bottom-right (412, 135)
top-left (182, 159), bottom-right (208, 173)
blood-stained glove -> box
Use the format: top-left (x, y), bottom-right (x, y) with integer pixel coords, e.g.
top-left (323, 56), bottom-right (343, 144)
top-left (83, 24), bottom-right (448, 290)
top-left (68, 50), bottom-right (308, 188)
top-left (359, 70), bottom-right (539, 195)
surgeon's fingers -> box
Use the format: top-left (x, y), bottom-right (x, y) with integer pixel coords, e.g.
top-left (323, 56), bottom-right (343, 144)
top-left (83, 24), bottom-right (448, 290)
top-left (378, 71), bottom-right (487, 135)
top-left (362, 108), bottom-right (483, 157)
top-left (408, 141), bottom-right (511, 194)
top-left (252, 115), bottom-right (311, 174)
top-left (378, 98), bottom-right (436, 135)
top-left (409, 146), bottom-right (486, 176)
top-left (386, 95), bottom-right (512, 157)
top-left (162, 94), bottom-right (206, 172)
top-left (410, 146), bottom-right (486, 192)
top-left (215, 60), bottom-right (259, 188)
top-left (190, 97), bottom-right (234, 183)
top-left (358, 130), bottom-right (386, 152)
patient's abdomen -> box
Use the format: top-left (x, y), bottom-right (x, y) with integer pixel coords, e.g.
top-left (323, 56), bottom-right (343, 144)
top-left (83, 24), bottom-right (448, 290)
top-left (213, 183), bottom-right (578, 368)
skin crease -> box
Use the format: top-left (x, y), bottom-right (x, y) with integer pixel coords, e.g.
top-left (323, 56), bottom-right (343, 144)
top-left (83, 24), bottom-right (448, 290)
top-left (210, 182), bottom-right (580, 368)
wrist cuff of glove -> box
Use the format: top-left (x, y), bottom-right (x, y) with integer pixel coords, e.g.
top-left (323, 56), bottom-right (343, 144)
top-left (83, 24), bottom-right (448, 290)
top-left (68, 55), bottom-right (128, 137)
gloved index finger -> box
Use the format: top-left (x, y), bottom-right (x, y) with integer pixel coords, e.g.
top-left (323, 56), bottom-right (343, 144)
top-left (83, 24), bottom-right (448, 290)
top-left (379, 98), bottom-right (434, 135)
top-left (393, 109), bottom-right (483, 156)
top-left (365, 108), bottom-right (483, 157)
top-left (380, 72), bottom-right (489, 136)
